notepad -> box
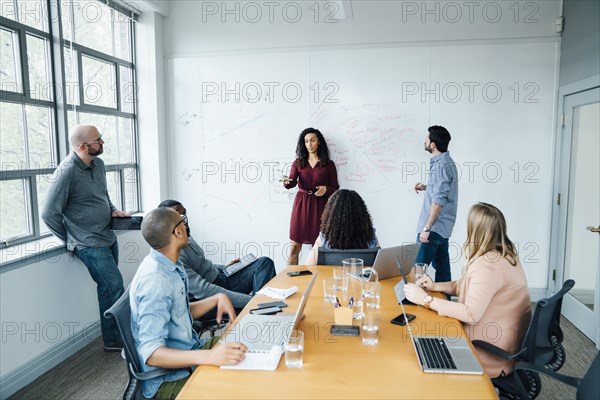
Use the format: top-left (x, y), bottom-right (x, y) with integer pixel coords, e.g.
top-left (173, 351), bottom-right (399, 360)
top-left (256, 286), bottom-right (298, 300)
top-left (220, 345), bottom-right (283, 371)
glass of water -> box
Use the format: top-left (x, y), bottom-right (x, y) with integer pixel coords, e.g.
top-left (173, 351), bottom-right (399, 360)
top-left (322, 278), bottom-right (336, 303)
top-left (361, 309), bottom-right (380, 345)
top-left (284, 330), bottom-right (304, 368)
top-left (363, 281), bottom-right (381, 309)
top-left (333, 266), bottom-right (348, 291)
top-left (413, 263), bottom-right (429, 282)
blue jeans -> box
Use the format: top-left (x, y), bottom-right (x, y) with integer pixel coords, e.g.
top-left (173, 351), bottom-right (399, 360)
top-left (415, 231), bottom-right (451, 284)
top-left (214, 256), bottom-right (276, 296)
top-left (74, 242), bottom-right (125, 346)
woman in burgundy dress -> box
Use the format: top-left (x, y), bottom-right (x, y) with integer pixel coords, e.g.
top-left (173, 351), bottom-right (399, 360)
top-left (283, 128), bottom-right (339, 265)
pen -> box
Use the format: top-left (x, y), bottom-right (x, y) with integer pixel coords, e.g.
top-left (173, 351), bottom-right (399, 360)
top-left (349, 297), bottom-right (354, 308)
top-left (335, 297), bottom-right (341, 308)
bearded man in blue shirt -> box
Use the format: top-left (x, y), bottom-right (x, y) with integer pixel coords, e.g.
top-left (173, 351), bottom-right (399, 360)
top-left (414, 125), bottom-right (458, 284)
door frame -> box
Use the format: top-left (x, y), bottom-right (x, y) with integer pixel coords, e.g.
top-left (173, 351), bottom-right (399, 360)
top-left (549, 74), bottom-right (600, 347)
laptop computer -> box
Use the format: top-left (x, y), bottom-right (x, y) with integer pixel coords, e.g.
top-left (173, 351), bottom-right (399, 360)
top-left (395, 268), bottom-right (483, 375)
top-left (350, 243), bottom-right (420, 281)
top-left (221, 271), bottom-right (318, 353)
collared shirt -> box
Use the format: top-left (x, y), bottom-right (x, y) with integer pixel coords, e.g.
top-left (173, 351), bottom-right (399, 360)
top-left (41, 152), bottom-right (117, 250)
top-left (130, 249), bottom-right (206, 399)
top-left (417, 151), bottom-right (458, 239)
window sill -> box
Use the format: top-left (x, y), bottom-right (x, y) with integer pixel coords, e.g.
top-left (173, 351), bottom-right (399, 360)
top-left (0, 236), bottom-right (67, 273)
top-left (0, 231), bottom-right (133, 273)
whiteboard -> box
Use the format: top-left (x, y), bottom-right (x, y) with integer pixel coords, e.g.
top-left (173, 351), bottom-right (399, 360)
top-left (166, 42), bottom-right (558, 287)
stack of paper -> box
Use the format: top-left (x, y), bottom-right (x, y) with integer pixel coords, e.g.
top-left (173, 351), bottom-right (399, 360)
top-left (256, 286), bottom-right (298, 299)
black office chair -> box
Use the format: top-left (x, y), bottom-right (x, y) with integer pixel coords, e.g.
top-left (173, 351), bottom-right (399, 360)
top-left (513, 351), bottom-right (599, 400)
top-left (317, 247), bottom-right (380, 266)
top-left (472, 279), bottom-right (575, 400)
top-left (104, 290), bottom-right (172, 400)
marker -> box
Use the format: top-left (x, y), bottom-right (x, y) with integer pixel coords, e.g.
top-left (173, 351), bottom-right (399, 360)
top-left (349, 297), bottom-right (354, 308)
top-left (335, 297), bottom-right (341, 308)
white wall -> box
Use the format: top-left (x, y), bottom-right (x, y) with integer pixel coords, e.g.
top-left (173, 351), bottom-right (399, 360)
top-left (164, 0), bottom-right (561, 55)
top-left (162, 0), bottom-right (562, 289)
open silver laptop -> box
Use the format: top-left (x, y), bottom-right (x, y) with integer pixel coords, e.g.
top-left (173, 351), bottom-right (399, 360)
top-left (221, 271), bottom-right (318, 353)
top-left (394, 258), bottom-right (483, 375)
top-left (351, 243), bottom-right (420, 281)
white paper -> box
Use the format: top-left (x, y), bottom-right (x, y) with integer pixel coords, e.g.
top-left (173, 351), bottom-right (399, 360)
top-left (256, 286), bottom-right (298, 300)
top-left (221, 345), bottom-right (283, 371)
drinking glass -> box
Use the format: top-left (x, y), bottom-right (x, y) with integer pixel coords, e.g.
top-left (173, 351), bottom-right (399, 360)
top-left (414, 263), bottom-right (429, 282)
top-left (361, 309), bottom-right (380, 345)
top-left (323, 278), bottom-right (336, 303)
top-left (333, 266), bottom-right (348, 291)
top-left (284, 330), bottom-right (304, 368)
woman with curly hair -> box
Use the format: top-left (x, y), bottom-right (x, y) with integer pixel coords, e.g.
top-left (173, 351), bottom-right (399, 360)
top-left (404, 202), bottom-right (531, 378)
top-left (283, 128), bottom-right (339, 265)
top-left (305, 189), bottom-right (378, 265)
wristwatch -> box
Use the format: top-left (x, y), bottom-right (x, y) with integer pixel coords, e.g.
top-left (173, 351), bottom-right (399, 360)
top-left (422, 226), bottom-right (430, 232)
top-left (423, 295), bottom-right (434, 308)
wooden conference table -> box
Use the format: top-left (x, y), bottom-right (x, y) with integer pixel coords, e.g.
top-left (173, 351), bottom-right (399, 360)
top-left (178, 266), bottom-right (497, 399)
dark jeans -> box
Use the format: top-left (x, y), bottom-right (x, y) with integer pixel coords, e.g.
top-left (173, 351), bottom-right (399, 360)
top-left (213, 256), bottom-right (276, 296)
top-left (196, 256), bottom-right (275, 322)
top-left (74, 241), bottom-right (125, 346)
top-left (415, 231), bottom-right (451, 284)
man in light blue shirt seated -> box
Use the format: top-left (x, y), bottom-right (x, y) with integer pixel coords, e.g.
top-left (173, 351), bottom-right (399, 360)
top-left (130, 207), bottom-right (247, 399)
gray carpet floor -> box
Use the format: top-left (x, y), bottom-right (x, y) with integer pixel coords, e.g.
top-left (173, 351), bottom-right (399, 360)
top-left (9, 316), bottom-right (598, 400)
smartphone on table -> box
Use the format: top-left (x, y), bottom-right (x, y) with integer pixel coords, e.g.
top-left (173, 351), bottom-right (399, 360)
top-left (287, 270), bottom-right (313, 277)
top-left (257, 301), bottom-right (288, 309)
top-left (391, 313), bottom-right (416, 326)
top-left (250, 306), bottom-right (282, 315)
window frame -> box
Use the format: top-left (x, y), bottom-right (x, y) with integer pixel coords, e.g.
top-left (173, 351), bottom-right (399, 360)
top-left (1, 0), bottom-right (141, 251)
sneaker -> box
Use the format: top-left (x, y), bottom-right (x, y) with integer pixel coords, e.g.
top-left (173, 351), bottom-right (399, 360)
top-left (104, 343), bottom-right (124, 352)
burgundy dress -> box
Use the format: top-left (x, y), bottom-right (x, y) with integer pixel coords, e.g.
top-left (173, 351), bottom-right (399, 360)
top-left (284, 160), bottom-right (339, 244)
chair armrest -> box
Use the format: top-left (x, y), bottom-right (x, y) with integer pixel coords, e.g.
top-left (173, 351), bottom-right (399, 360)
top-left (129, 364), bottom-right (173, 381)
top-left (514, 361), bottom-right (582, 388)
top-left (472, 340), bottom-right (527, 360)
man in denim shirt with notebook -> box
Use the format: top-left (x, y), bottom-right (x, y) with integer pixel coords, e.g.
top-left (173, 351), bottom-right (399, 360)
top-left (414, 125), bottom-right (458, 284)
top-left (130, 207), bottom-right (247, 399)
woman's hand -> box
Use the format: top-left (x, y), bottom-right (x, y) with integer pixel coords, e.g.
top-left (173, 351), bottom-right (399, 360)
top-left (282, 175), bottom-right (292, 185)
top-left (404, 283), bottom-right (429, 306)
top-left (314, 186), bottom-right (326, 197)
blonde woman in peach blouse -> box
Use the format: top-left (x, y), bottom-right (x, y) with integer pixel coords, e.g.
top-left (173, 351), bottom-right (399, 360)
top-left (404, 202), bottom-right (532, 378)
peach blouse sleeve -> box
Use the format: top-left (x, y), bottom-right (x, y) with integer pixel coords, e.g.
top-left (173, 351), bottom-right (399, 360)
top-left (431, 261), bottom-right (504, 324)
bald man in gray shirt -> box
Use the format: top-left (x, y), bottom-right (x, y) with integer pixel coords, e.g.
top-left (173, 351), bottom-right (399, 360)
top-left (42, 125), bottom-right (130, 351)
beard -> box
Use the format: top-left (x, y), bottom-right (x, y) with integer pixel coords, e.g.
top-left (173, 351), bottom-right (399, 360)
top-left (88, 145), bottom-right (104, 157)
top-left (424, 143), bottom-right (432, 153)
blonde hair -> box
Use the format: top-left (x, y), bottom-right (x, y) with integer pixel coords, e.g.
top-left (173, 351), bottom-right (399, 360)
top-left (457, 203), bottom-right (518, 293)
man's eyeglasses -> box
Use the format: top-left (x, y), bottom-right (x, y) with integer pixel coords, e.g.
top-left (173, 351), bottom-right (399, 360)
top-left (84, 135), bottom-right (103, 145)
top-left (172, 214), bottom-right (188, 234)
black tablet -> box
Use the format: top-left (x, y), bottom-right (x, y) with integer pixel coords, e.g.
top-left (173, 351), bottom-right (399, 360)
top-left (110, 216), bottom-right (143, 231)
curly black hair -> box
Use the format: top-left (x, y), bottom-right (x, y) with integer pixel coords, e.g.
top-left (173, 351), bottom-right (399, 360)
top-left (320, 189), bottom-right (375, 249)
top-left (295, 127), bottom-right (331, 168)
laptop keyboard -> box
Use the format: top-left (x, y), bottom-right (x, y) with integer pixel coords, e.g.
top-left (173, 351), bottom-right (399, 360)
top-left (416, 337), bottom-right (457, 370)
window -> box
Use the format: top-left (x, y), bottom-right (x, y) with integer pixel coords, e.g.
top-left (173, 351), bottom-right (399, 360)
top-left (0, 0), bottom-right (140, 249)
